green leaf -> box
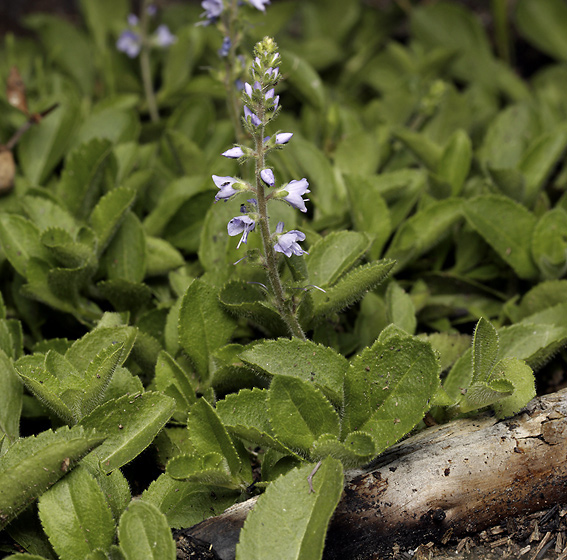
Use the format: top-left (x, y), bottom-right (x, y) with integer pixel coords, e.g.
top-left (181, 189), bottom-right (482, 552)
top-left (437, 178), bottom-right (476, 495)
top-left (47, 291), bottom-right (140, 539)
top-left (240, 338), bottom-right (348, 406)
top-left (102, 212), bottom-right (146, 283)
top-left (78, 0), bottom-right (128, 52)
top-left (490, 358), bottom-right (536, 419)
top-left (145, 237), bottom-right (184, 277)
top-left (0, 350), bottom-right (23, 445)
top-left (24, 14), bottom-right (95, 95)
top-left (518, 128), bottom-right (567, 205)
top-left (75, 108), bottom-right (140, 146)
top-left (344, 174), bottom-right (391, 260)
top-left (516, 0), bottom-right (567, 62)
top-left (38, 466), bottom-right (115, 560)
top-left (166, 452), bottom-right (236, 487)
top-left (18, 97), bottom-right (80, 185)
top-left (464, 195), bottom-right (538, 279)
top-left (142, 473), bottom-right (238, 529)
top-left (385, 198), bottom-right (463, 271)
top-left (392, 128), bottom-right (442, 171)
top-left (56, 139), bottom-right (114, 220)
top-left (309, 259), bottom-right (395, 321)
top-left (0, 426), bottom-right (105, 529)
top-left (154, 351), bottom-right (196, 422)
top-left (280, 50), bottom-right (326, 110)
top-left (343, 336), bottom-right (440, 452)
top-left (22, 195), bottom-right (80, 235)
top-left (235, 458), bottom-right (343, 560)
top-left (89, 187), bottom-right (137, 257)
top-left (178, 279), bottom-right (237, 381)
top-left (185, 399), bottom-right (245, 480)
top-left (471, 318), bottom-right (499, 384)
top-left (16, 354), bottom-right (78, 425)
top-left (80, 343), bottom-right (126, 417)
top-left (478, 103), bottom-right (538, 169)
top-left (0, 214), bottom-right (54, 277)
top-left (216, 389), bottom-right (294, 455)
top-left (437, 129), bottom-right (472, 195)
top-left (79, 392), bottom-right (175, 473)
top-left (118, 501), bottom-right (176, 560)
top-left (306, 231), bottom-right (371, 287)
top-left (334, 130), bottom-right (386, 176)
top-left (309, 432), bottom-right (376, 468)
top-left (459, 378), bottom-right (514, 413)
top-left (268, 377), bottom-right (340, 455)
top-left (65, 326), bottom-right (136, 374)
top-left (386, 282), bottom-right (417, 335)
top-left (444, 323), bottom-right (565, 400)
top-left (532, 208), bottom-right (567, 280)
top-left (219, 280), bottom-right (288, 336)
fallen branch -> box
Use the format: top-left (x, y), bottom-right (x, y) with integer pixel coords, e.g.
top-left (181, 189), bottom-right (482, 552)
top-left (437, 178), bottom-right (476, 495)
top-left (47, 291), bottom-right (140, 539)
top-left (176, 388), bottom-right (567, 559)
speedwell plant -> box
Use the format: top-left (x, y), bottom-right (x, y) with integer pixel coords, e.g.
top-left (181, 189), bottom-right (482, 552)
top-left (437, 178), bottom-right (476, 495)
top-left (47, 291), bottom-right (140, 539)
top-left (2, 0), bottom-right (564, 558)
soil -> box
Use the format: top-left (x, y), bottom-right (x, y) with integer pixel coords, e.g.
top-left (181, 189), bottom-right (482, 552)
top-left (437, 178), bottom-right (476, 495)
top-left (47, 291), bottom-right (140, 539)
top-left (385, 504), bottom-right (567, 560)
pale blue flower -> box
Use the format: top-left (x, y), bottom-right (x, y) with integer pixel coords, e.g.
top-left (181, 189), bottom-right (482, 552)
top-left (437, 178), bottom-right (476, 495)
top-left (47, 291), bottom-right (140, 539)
top-left (248, 0), bottom-right (270, 11)
top-left (280, 178), bottom-right (310, 212)
top-left (260, 169), bottom-right (275, 186)
top-left (213, 175), bottom-right (240, 201)
top-left (200, 0), bottom-right (223, 24)
top-left (274, 223), bottom-right (307, 257)
top-left (117, 30), bottom-right (142, 58)
top-left (244, 106), bottom-right (261, 127)
top-left (228, 215), bottom-right (256, 248)
top-left (222, 146), bottom-right (244, 159)
top-left (147, 4), bottom-right (157, 16)
top-left (275, 132), bottom-right (292, 144)
top-left (127, 13), bottom-right (139, 26)
top-left (154, 25), bottom-right (176, 48)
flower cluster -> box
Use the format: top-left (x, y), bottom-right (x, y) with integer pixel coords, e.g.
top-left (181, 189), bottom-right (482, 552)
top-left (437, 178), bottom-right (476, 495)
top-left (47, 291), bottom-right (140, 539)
top-left (116, 6), bottom-right (176, 58)
top-left (212, 40), bottom-right (309, 258)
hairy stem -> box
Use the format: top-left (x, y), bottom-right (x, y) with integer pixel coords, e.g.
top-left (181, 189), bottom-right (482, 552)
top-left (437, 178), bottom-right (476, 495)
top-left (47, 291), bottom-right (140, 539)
top-left (254, 129), bottom-right (306, 340)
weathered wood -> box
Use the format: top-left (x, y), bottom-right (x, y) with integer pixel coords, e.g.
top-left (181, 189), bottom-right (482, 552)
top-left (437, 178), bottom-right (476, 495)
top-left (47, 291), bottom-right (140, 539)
top-left (177, 388), bottom-right (567, 559)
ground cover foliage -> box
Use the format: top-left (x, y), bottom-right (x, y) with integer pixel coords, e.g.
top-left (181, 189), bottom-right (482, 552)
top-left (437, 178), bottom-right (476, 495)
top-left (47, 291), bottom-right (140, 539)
top-left (1, 0), bottom-right (567, 558)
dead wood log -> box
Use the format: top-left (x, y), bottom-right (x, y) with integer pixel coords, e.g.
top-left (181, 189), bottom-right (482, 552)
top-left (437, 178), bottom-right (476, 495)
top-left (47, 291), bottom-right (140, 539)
top-left (177, 388), bottom-right (567, 559)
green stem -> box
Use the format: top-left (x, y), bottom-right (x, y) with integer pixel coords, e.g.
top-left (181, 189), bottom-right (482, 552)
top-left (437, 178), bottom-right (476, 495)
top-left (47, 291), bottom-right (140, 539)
top-left (139, 0), bottom-right (159, 123)
top-left (254, 129), bottom-right (306, 340)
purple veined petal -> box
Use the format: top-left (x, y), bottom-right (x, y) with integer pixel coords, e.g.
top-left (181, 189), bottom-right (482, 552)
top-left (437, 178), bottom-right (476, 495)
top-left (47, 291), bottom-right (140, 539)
top-left (116, 30), bottom-right (142, 58)
top-left (255, 56), bottom-right (261, 66)
top-left (281, 178), bottom-right (310, 213)
top-left (127, 13), bottom-right (139, 26)
top-left (276, 221), bottom-right (285, 234)
top-left (244, 82), bottom-right (253, 97)
top-left (154, 25), bottom-right (177, 47)
top-left (213, 174), bottom-right (239, 201)
top-left (260, 168), bottom-right (275, 186)
top-left (275, 132), bottom-right (293, 144)
top-left (244, 106), bottom-right (261, 127)
top-left (274, 230), bottom-right (307, 257)
top-left (273, 95), bottom-right (280, 110)
top-left (227, 215), bottom-right (256, 248)
top-left (265, 88), bottom-right (274, 100)
top-left (253, 80), bottom-right (261, 90)
top-left (248, 0), bottom-right (270, 11)
top-left (222, 146), bottom-right (244, 159)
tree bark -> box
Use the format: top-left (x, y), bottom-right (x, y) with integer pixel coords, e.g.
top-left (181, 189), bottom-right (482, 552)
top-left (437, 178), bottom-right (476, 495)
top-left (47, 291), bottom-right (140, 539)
top-left (177, 388), bottom-right (567, 560)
